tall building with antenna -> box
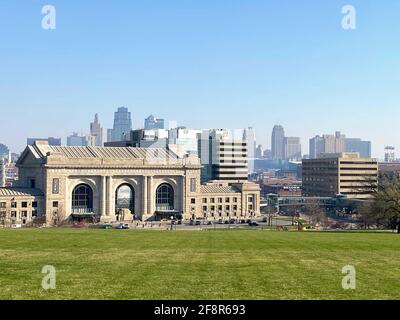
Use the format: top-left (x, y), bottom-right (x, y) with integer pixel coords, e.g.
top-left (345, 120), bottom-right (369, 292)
top-left (90, 114), bottom-right (104, 146)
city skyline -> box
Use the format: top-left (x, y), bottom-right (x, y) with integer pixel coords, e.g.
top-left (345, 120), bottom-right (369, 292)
top-left (0, 107), bottom-right (383, 159)
top-left (1, 1), bottom-right (399, 157)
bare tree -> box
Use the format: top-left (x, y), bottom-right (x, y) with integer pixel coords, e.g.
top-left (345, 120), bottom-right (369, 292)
top-left (304, 199), bottom-right (327, 227)
top-left (0, 211), bottom-right (10, 227)
top-left (356, 201), bottom-right (378, 230)
top-left (265, 206), bottom-right (276, 226)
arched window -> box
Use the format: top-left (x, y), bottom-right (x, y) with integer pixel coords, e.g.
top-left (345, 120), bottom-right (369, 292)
top-left (72, 184), bottom-right (93, 214)
top-left (115, 184), bottom-right (135, 213)
top-left (156, 183), bottom-right (174, 211)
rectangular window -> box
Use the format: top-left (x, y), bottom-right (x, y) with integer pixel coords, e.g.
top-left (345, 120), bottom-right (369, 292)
top-left (233, 197), bottom-right (238, 203)
top-left (32, 202), bottom-right (38, 208)
top-left (52, 178), bottom-right (60, 194)
top-left (11, 202), bottom-right (17, 208)
top-left (21, 211), bottom-right (28, 218)
top-left (225, 205), bottom-right (230, 211)
top-left (190, 198), bottom-right (196, 204)
top-left (202, 198), bottom-right (207, 204)
top-left (53, 201), bottom-right (59, 208)
top-left (233, 205), bottom-right (238, 211)
top-left (225, 198), bottom-right (230, 203)
top-left (218, 198), bottom-right (223, 203)
top-left (0, 202), bottom-right (6, 209)
top-left (11, 211), bottom-right (17, 218)
top-left (210, 205), bottom-right (215, 212)
top-left (21, 202), bottom-right (28, 208)
top-left (218, 205), bottom-right (223, 211)
top-left (190, 178), bottom-right (196, 192)
top-left (210, 198), bottom-right (215, 204)
top-left (202, 206), bottom-right (208, 212)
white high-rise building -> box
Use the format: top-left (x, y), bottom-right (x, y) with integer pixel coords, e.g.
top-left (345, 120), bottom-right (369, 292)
top-left (199, 129), bottom-right (248, 182)
top-left (309, 132), bottom-right (346, 159)
top-left (284, 137), bottom-right (302, 161)
top-left (243, 127), bottom-right (256, 174)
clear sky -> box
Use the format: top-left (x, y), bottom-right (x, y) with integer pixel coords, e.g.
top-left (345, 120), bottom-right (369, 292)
top-left (0, 0), bottom-right (399, 158)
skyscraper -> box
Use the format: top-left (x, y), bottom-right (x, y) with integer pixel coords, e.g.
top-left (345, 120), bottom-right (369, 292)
top-left (144, 115), bottom-right (166, 130)
top-left (255, 145), bottom-right (263, 159)
top-left (199, 129), bottom-right (248, 182)
top-left (243, 127), bottom-right (256, 173)
top-left (0, 144), bottom-right (10, 160)
top-left (309, 132), bottom-right (346, 159)
top-left (284, 137), bottom-right (302, 161)
top-left (345, 138), bottom-right (371, 158)
top-left (67, 133), bottom-right (86, 146)
top-left (107, 129), bottom-right (113, 143)
top-left (90, 114), bottom-right (104, 146)
top-left (271, 125), bottom-right (285, 160)
top-left (112, 107), bottom-right (132, 142)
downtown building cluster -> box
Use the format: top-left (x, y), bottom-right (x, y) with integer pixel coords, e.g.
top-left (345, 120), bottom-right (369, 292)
top-left (0, 106), bottom-right (397, 228)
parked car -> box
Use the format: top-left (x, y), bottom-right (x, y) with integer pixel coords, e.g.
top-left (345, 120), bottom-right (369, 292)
top-left (114, 223), bottom-right (130, 229)
top-left (218, 219), bottom-right (224, 224)
top-left (11, 224), bottom-right (22, 229)
top-left (229, 219), bottom-right (236, 224)
top-left (248, 221), bottom-right (259, 227)
top-left (195, 220), bottom-right (202, 226)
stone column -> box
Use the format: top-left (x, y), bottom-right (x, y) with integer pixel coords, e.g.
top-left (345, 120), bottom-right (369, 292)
top-left (142, 176), bottom-right (148, 219)
top-left (101, 176), bottom-right (106, 217)
top-left (147, 176), bottom-right (153, 217)
top-left (106, 176), bottom-right (113, 216)
top-left (181, 176), bottom-right (186, 218)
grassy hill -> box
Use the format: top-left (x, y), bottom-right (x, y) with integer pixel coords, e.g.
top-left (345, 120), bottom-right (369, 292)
top-left (0, 228), bottom-right (399, 300)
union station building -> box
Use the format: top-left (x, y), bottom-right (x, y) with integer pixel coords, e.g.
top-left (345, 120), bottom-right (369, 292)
top-left (0, 141), bottom-right (260, 226)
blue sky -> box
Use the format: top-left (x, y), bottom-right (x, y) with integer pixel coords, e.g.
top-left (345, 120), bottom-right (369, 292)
top-left (0, 0), bottom-right (399, 158)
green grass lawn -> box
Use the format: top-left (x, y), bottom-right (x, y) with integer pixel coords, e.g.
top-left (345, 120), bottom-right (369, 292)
top-left (0, 228), bottom-right (399, 300)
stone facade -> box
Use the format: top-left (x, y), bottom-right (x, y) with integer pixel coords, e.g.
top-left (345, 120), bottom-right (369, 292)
top-left (0, 141), bottom-right (260, 226)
